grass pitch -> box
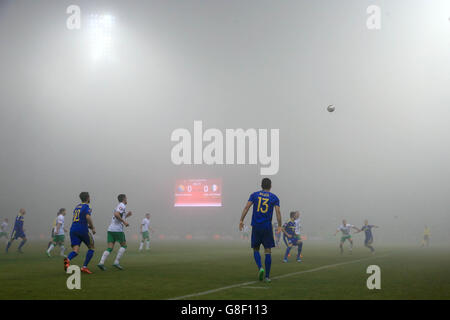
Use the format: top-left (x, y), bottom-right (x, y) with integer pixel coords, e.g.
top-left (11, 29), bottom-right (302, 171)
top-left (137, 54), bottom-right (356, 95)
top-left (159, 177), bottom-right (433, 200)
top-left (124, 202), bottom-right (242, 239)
top-left (1, 240), bottom-right (450, 300)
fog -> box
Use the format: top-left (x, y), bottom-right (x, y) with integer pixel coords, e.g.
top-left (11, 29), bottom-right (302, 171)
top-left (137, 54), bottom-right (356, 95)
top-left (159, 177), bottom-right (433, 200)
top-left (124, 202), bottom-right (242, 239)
top-left (1, 0), bottom-right (449, 246)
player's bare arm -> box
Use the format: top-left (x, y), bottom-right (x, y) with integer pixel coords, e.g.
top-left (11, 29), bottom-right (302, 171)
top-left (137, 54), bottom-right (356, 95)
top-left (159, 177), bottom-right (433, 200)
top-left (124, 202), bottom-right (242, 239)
top-left (275, 205), bottom-right (282, 233)
top-left (239, 201), bottom-right (253, 231)
top-left (114, 211), bottom-right (129, 227)
top-left (86, 214), bottom-right (96, 234)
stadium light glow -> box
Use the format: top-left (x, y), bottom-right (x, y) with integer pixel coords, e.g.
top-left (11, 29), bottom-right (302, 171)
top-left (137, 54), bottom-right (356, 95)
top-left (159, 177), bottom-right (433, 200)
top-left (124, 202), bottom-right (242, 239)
top-left (88, 13), bottom-right (115, 61)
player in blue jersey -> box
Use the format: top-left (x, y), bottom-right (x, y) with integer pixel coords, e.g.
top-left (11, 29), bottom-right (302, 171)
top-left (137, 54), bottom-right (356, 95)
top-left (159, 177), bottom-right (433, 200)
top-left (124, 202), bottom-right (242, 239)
top-left (6, 208), bottom-right (27, 253)
top-left (282, 211), bottom-right (303, 263)
top-left (357, 220), bottom-right (379, 254)
top-left (239, 178), bottom-right (282, 283)
top-left (64, 192), bottom-right (96, 274)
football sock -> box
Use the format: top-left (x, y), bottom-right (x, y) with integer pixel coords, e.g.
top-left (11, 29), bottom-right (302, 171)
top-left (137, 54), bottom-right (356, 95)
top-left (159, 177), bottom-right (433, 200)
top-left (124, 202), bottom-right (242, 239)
top-left (47, 243), bottom-right (55, 253)
top-left (297, 242), bottom-right (303, 258)
top-left (60, 245), bottom-right (65, 256)
top-left (83, 249), bottom-right (94, 267)
top-left (114, 247), bottom-right (126, 264)
top-left (139, 242), bottom-right (143, 251)
top-left (68, 251), bottom-right (78, 260)
top-left (265, 254), bottom-right (272, 278)
top-left (99, 249), bottom-right (111, 264)
top-left (253, 251), bottom-right (262, 269)
top-left (146, 240), bottom-right (150, 249)
top-left (284, 246), bottom-right (292, 260)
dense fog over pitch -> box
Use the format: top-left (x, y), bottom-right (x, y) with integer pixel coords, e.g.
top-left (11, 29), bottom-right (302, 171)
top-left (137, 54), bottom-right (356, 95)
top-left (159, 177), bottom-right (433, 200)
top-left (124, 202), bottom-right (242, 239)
top-left (0, 0), bottom-right (449, 244)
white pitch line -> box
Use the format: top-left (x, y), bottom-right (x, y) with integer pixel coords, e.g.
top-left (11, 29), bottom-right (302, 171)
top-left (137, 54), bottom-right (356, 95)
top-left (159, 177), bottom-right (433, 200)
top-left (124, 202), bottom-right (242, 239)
top-left (168, 254), bottom-right (389, 300)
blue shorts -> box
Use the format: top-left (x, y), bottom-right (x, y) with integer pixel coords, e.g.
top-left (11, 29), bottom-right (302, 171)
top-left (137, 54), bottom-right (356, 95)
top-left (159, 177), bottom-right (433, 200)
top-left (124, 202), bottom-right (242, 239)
top-left (11, 230), bottom-right (26, 240)
top-left (251, 225), bottom-right (275, 249)
top-left (70, 229), bottom-right (94, 247)
top-left (287, 237), bottom-right (300, 246)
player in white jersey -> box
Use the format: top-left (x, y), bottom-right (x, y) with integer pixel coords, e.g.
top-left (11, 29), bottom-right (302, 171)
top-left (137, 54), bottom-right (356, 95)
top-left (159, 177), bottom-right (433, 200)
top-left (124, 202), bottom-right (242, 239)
top-left (334, 219), bottom-right (360, 254)
top-left (97, 194), bottom-right (132, 270)
top-left (47, 208), bottom-right (67, 257)
top-left (0, 218), bottom-right (8, 241)
top-left (139, 213), bottom-right (152, 251)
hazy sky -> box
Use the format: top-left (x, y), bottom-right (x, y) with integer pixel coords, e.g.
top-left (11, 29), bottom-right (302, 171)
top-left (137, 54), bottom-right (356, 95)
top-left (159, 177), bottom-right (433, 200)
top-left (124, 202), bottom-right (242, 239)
top-left (0, 0), bottom-right (449, 244)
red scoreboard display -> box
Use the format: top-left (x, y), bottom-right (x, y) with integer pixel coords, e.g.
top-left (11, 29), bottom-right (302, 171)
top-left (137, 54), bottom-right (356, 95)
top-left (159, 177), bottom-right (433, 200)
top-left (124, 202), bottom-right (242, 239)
top-left (174, 179), bottom-right (222, 207)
